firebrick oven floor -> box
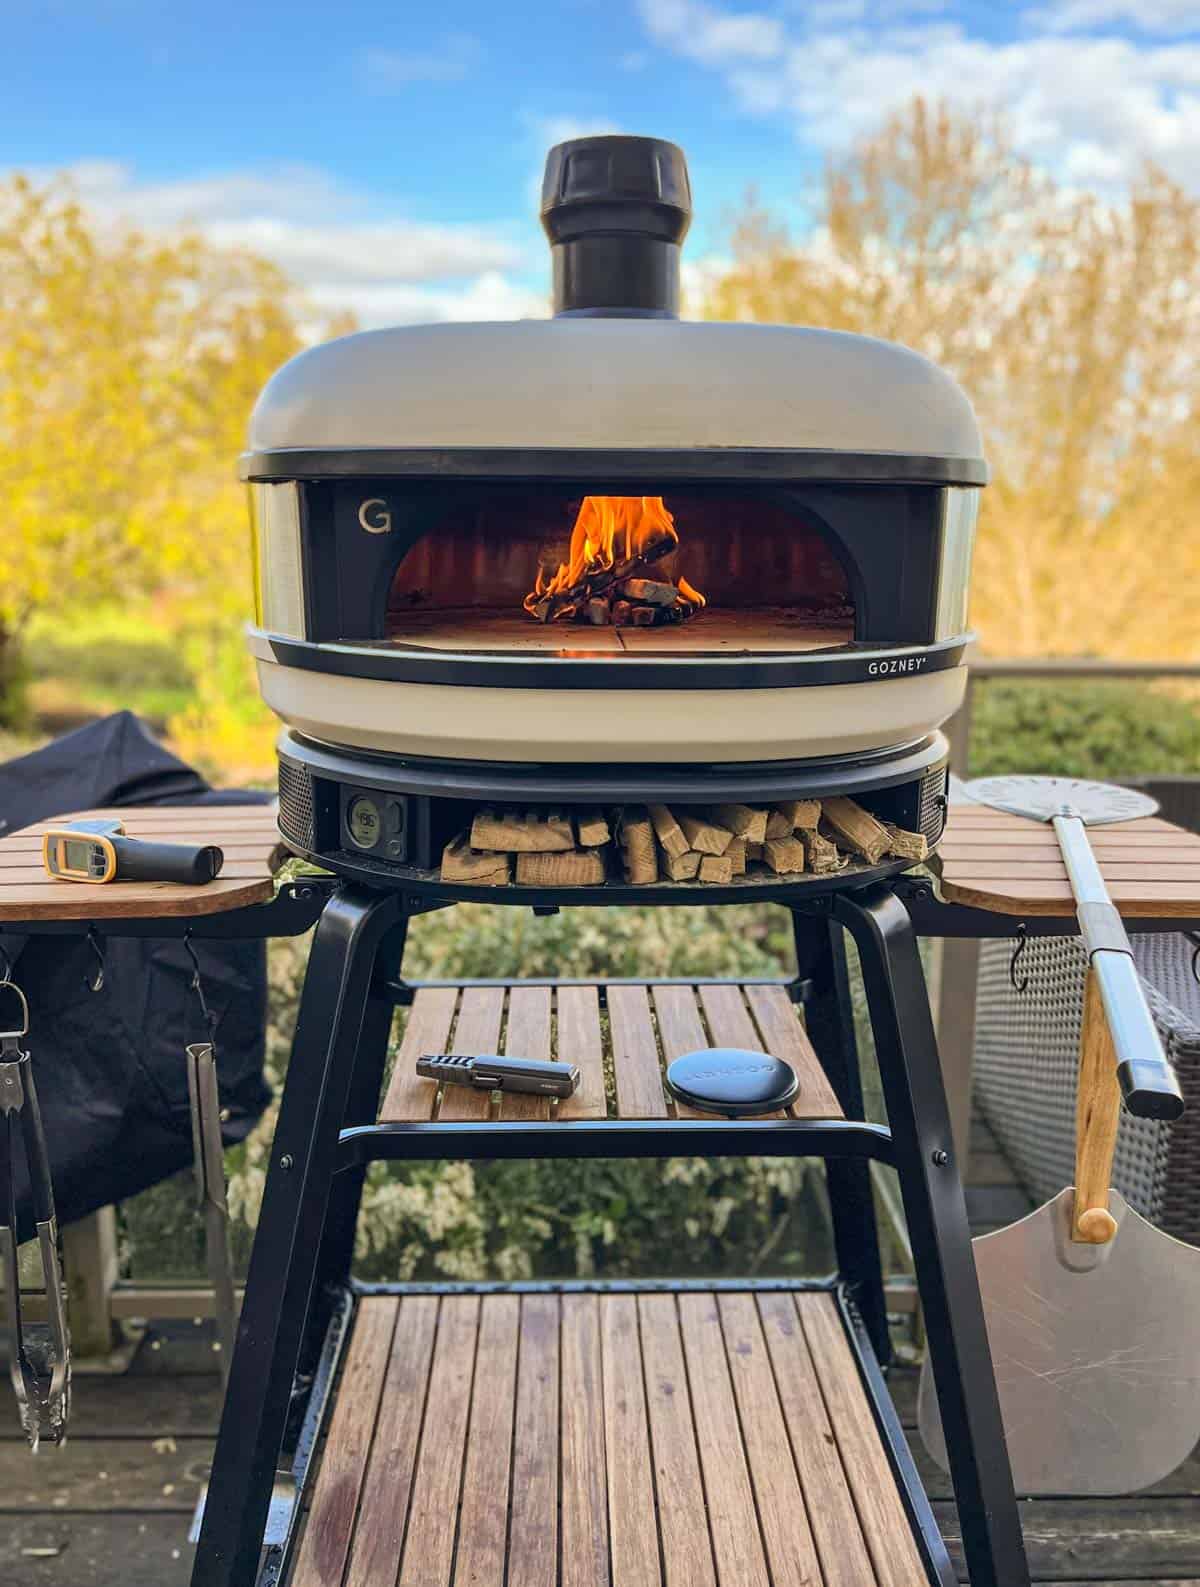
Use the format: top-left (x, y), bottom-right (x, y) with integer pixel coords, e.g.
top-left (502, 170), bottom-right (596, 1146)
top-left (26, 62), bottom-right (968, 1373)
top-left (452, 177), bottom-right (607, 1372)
top-left (381, 606), bottom-right (855, 654)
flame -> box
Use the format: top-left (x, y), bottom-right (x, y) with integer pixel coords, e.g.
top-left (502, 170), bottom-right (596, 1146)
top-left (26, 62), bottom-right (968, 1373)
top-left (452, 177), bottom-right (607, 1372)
top-left (524, 495), bottom-right (705, 619)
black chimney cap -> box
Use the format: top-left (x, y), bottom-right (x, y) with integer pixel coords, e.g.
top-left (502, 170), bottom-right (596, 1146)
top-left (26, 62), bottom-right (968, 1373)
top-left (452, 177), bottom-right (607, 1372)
top-left (540, 134), bottom-right (692, 247)
top-left (540, 135), bottom-right (692, 317)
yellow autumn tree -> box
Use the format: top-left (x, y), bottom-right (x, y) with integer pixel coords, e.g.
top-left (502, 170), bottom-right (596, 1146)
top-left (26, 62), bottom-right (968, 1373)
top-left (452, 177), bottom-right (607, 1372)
top-left (0, 175), bottom-right (329, 730)
top-left (707, 100), bottom-right (1200, 658)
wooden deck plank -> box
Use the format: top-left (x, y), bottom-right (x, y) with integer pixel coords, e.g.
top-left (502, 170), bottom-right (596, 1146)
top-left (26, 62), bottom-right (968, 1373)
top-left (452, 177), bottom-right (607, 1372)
top-left (743, 983), bottom-right (843, 1118)
top-left (600, 1295), bottom-right (662, 1587)
top-left (796, 1293), bottom-right (927, 1587)
top-left (379, 986), bottom-right (459, 1122)
top-left (716, 1292), bottom-right (824, 1587)
top-left (676, 1292), bottom-right (772, 1587)
top-left (508, 1296), bottom-right (561, 1587)
top-left (501, 985), bottom-right (553, 1121)
top-left (650, 984), bottom-right (711, 1120)
top-left (437, 987), bottom-right (506, 1122)
top-left (637, 1295), bottom-right (718, 1587)
top-left (756, 1292), bottom-right (877, 1587)
top-left (400, 1296), bottom-right (481, 1586)
top-left (291, 1296), bottom-right (398, 1587)
top-left (606, 985), bottom-right (668, 1119)
top-left (560, 1295), bottom-right (612, 1587)
top-left (556, 986), bottom-right (608, 1120)
top-left (451, 1295), bottom-right (519, 1587)
top-left (345, 1296), bottom-right (439, 1587)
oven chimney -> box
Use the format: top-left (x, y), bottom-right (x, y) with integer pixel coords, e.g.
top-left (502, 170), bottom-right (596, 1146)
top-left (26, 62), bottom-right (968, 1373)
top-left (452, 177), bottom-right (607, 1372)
top-left (541, 135), bottom-right (692, 319)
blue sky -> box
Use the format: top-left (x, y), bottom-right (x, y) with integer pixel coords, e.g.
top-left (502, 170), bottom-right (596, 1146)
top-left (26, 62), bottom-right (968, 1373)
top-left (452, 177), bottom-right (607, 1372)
top-left (5, 0), bottom-right (1198, 325)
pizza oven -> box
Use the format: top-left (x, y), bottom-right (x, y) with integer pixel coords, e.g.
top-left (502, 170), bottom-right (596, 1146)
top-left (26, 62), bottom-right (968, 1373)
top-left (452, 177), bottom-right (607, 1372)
top-left (243, 136), bottom-right (984, 897)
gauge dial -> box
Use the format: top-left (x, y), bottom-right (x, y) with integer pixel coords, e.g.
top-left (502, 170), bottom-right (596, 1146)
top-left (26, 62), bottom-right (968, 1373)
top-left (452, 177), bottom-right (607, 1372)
top-left (347, 794), bottom-right (383, 849)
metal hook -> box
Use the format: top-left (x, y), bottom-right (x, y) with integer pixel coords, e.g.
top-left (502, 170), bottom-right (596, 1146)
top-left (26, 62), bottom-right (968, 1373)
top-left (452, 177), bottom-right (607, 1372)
top-left (85, 927), bottom-right (106, 994)
top-left (183, 931), bottom-right (217, 1036)
top-left (1009, 925), bottom-right (1030, 994)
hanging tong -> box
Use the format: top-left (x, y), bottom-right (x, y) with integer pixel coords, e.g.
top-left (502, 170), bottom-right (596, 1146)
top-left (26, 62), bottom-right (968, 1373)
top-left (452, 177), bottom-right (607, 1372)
top-left (0, 976), bottom-right (70, 1449)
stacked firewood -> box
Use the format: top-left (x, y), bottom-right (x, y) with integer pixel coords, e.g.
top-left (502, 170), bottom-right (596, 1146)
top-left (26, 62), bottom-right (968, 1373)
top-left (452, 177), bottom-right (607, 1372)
top-left (440, 796), bottom-right (927, 887)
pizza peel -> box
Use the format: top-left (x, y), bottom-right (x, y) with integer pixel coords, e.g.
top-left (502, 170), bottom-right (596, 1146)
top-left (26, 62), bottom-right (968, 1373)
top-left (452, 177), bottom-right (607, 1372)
top-left (919, 776), bottom-right (1197, 1494)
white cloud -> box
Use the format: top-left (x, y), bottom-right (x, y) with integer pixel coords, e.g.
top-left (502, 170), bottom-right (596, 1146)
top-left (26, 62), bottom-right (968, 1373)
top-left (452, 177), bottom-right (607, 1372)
top-left (1028, 0), bottom-right (1200, 32)
top-left (24, 160), bottom-right (540, 328)
top-left (359, 34), bottom-right (483, 88)
top-left (637, 0), bottom-right (1200, 189)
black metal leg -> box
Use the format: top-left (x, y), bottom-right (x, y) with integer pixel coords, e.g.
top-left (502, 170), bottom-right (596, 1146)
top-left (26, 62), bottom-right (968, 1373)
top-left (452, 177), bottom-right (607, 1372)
top-left (792, 909), bottom-right (891, 1364)
top-left (191, 885), bottom-right (402, 1587)
top-left (312, 914), bottom-right (410, 1295)
top-left (834, 884), bottom-right (1030, 1587)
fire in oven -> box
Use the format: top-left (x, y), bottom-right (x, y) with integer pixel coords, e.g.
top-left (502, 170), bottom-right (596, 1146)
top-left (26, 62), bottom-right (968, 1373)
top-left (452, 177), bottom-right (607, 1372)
top-left (240, 133), bottom-right (985, 898)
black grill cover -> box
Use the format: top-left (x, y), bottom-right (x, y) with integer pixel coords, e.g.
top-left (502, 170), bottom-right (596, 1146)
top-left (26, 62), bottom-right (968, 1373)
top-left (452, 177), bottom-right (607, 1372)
top-left (0, 712), bottom-right (271, 1239)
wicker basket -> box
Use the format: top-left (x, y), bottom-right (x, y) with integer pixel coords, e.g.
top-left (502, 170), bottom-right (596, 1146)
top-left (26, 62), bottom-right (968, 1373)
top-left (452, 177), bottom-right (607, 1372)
top-left (973, 932), bottom-right (1200, 1245)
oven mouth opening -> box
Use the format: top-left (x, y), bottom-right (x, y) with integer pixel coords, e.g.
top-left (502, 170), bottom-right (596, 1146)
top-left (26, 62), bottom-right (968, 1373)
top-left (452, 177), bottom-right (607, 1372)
top-left (381, 489), bottom-right (857, 659)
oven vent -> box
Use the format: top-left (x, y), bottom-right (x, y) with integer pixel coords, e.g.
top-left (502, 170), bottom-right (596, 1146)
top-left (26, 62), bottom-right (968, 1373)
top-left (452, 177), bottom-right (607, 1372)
top-left (541, 135), bottom-right (691, 319)
top-left (278, 758), bottom-right (315, 851)
top-left (919, 765), bottom-right (949, 846)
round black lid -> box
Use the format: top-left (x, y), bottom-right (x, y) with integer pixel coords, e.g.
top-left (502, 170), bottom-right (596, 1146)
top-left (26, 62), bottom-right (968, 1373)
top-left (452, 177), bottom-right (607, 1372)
top-left (666, 1048), bottom-right (799, 1118)
top-left (540, 135), bottom-right (692, 318)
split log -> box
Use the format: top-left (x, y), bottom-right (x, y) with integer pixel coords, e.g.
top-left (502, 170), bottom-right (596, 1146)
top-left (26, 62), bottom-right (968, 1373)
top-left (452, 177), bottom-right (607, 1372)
top-left (441, 834), bottom-right (511, 885)
top-left (620, 807), bottom-right (658, 884)
top-left (804, 830), bottom-right (847, 874)
top-left (515, 849), bottom-right (606, 887)
top-left (676, 812), bottom-right (733, 856)
top-left (584, 598), bottom-right (610, 625)
top-left (699, 854), bottom-right (733, 883)
top-left (648, 804), bottom-right (689, 860)
top-left (611, 600), bottom-right (632, 626)
top-left (577, 809), bottom-right (612, 847)
top-left (629, 605), bottom-right (657, 627)
top-left (726, 835), bottom-right (747, 876)
top-left (532, 532), bottom-right (675, 622)
top-left (617, 578), bottom-right (677, 607)
top-left (775, 799), bottom-right (821, 831)
top-left (821, 796), bottom-right (891, 865)
top-left (884, 821), bottom-right (929, 862)
top-left (764, 808), bottom-right (793, 840)
top-left (710, 804), bottom-right (767, 843)
top-left (763, 835), bottom-right (807, 875)
top-left (663, 850), bottom-right (702, 881)
top-left (470, 808), bottom-right (574, 853)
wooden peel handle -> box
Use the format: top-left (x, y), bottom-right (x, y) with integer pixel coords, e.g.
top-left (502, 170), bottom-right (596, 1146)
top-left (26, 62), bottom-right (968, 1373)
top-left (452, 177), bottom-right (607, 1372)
top-left (1074, 968), bottom-right (1122, 1244)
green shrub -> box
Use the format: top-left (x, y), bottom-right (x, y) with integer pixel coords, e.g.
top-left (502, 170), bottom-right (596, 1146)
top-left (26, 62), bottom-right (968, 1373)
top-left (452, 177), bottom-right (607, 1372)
top-left (969, 679), bottom-right (1200, 780)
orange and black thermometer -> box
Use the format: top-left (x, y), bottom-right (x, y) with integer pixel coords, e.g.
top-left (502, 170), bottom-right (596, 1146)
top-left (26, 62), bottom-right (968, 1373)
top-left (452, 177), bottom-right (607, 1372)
top-left (42, 819), bottom-right (224, 885)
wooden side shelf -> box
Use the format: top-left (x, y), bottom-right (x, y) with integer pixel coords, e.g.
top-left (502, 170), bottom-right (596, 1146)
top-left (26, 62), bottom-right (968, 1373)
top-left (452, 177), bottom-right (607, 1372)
top-left (292, 1289), bottom-right (926, 1587)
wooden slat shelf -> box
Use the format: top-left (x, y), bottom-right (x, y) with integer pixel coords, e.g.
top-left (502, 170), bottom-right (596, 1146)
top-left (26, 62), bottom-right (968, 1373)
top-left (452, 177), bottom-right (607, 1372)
top-left (380, 981), bottom-right (842, 1124)
top-left (292, 1291), bottom-right (925, 1587)
top-left (0, 805), bottom-right (285, 921)
top-left (937, 803), bottom-right (1200, 917)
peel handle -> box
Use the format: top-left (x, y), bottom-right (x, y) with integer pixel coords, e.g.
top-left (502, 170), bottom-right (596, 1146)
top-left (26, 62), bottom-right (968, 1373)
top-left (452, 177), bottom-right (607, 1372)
top-left (1054, 813), bottom-right (1184, 1122)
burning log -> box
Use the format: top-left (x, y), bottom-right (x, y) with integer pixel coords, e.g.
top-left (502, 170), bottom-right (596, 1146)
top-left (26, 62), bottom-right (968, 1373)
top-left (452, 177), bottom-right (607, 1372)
top-left (699, 854), bottom-right (733, 883)
top-left (884, 822), bottom-right (929, 862)
top-left (664, 850), bottom-right (702, 881)
top-left (677, 813), bottom-right (734, 856)
top-left (711, 804), bottom-right (767, 843)
top-left (763, 836), bottom-right (807, 875)
top-left (628, 605), bottom-right (657, 627)
top-left (620, 807), bottom-right (658, 883)
top-left (441, 834), bottom-right (512, 885)
top-left (618, 578), bottom-right (677, 607)
top-left (821, 797), bottom-right (891, 865)
top-left (470, 809), bottom-right (575, 853)
top-left (584, 598), bottom-right (610, 626)
top-left (611, 600), bottom-right (632, 626)
top-left (516, 849), bottom-right (607, 886)
top-left (648, 804), bottom-right (689, 860)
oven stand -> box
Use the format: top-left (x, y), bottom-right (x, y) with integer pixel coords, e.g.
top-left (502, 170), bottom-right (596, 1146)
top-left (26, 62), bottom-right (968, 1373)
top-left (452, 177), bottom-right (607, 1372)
top-left (190, 881), bottom-right (1029, 1587)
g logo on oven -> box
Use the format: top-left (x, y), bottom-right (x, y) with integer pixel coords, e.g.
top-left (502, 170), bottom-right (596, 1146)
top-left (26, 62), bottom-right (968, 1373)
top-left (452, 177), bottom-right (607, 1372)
top-left (358, 498), bottom-right (392, 534)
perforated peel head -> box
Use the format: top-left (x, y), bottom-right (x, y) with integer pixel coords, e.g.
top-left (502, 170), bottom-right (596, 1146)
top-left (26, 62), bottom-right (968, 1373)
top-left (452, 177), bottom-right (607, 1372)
top-left (965, 775), bottom-right (1159, 825)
